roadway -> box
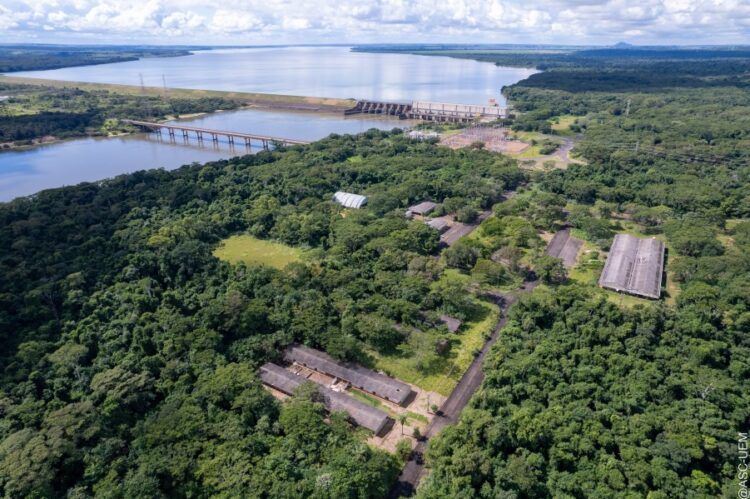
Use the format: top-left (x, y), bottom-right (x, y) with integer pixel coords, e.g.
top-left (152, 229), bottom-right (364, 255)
top-left (122, 119), bottom-right (311, 146)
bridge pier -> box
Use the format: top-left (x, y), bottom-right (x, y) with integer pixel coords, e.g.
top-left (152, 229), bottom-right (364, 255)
top-left (123, 119), bottom-right (309, 149)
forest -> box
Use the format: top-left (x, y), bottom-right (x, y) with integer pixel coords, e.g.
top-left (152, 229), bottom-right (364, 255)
top-left (0, 46), bottom-right (749, 498)
top-left (412, 49), bottom-right (750, 498)
top-left (0, 45), bottom-right (194, 73)
top-left (0, 82), bottom-right (239, 143)
top-left (0, 131), bottom-right (524, 497)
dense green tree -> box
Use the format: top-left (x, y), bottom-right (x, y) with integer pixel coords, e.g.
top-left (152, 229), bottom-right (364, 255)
top-left (444, 242), bottom-right (480, 270)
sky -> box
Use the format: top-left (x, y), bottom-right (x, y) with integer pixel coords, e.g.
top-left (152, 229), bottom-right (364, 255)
top-left (0, 0), bottom-right (749, 46)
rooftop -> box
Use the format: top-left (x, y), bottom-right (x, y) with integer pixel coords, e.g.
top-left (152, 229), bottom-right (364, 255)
top-left (260, 363), bottom-right (391, 435)
top-left (333, 191), bottom-right (368, 209)
top-left (426, 217), bottom-right (450, 233)
top-left (408, 201), bottom-right (437, 215)
top-left (599, 234), bottom-right (665, 300)
top-left (284, 345), bottom-right (414, 406)
top-left (439, 315), bottom-right (463, 333)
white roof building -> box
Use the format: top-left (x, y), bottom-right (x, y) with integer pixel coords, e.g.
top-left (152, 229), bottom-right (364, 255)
top-left (599, 234), bottom-right (665, 300)
top-left (333, 191), bottom-right (368, 209)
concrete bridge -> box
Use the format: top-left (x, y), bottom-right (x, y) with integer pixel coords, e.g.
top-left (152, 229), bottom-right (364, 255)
top-left (345, 100), bottom-right (509, 123)
top-left (123, 120), bottom-right (311, 149)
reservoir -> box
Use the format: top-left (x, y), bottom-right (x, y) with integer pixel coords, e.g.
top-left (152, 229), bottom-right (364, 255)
top-left (13, 47), bottom-right (535, 105)
top-left (0, 109), bottom-right (409, 202)
top-left (1, 46), bottom-right (537, 202)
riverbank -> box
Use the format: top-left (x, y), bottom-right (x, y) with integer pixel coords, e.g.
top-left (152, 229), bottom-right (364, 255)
top-left (0, 131), bottom-right (136, 152)
top-left (0, 75), bottom-right (357, 113)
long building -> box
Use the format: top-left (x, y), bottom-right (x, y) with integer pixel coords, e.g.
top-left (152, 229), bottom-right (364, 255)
top-left (259, 363), bottom-right (392, 435)
top-left (283, 345), bottom-right (414, 406)
top-left (599, 234), bottom-right (665, 299)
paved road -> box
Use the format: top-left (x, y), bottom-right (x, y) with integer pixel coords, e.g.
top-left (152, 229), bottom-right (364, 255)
top-left (388, 281), bottom-right (538, 498)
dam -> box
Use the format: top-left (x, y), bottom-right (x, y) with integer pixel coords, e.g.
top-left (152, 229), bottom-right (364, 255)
top-left (346, 99), bottom-right (510, 122)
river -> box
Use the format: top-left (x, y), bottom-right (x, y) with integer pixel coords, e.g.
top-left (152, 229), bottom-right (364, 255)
top-left (1, 46), bottom-right (537, 202)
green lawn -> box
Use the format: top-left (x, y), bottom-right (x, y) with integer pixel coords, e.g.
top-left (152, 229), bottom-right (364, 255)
top-left (349, 390), bottom-right (384, 409)
top-left (551, 115), bottom-right (578, 137)
top-left (368, 298), bottom-right (499, 396)
top-left (213, 235), bottom-right (307, 269)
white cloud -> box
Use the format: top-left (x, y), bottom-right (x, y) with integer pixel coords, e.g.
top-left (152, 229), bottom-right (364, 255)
top-left (281, 17), bottom-right (310, 30)
top-left (161, 11), bottom-right (204, 36)
top-left (0, 0), bottom-right (747, 44)
top-left (209, 10), bottom-right (263, 33)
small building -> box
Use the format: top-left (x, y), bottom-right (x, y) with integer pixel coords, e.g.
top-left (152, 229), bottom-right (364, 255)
top-left (408, 130), bottom-right (439, 140)
top-left (259, 363), bottom-right (392, 435)
top-left (333, 191), bottom-right (368, 209)
top-left (408, 201), bottom-right (437, 216)
top-left (599, 234), bottom-right (665, 300)
top-left (426, 217), bottom-right (450, 233)
top-left (284, 345), bottom-right (414, 406)
top-left (439, 315), bottom-right (463, 333)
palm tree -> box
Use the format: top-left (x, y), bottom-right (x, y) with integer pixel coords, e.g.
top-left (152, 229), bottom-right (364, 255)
top-left (398, 414), bottom-right (407, 436)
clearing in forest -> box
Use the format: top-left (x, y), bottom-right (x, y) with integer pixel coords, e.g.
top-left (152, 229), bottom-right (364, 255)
top-left (213, 235), bottom-right (306, 269)
top-left (368, 298), bottom-right (499, 396)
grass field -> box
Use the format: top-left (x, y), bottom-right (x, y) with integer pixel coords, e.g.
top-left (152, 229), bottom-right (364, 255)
top-left (551, 115), bottom-right (578, 137)
top-left (349, 390), bottom-right (384, 409)
top-left (368, 298), bottom-right (499, 396)
top-left (213, 235), bottom-right (307, 269)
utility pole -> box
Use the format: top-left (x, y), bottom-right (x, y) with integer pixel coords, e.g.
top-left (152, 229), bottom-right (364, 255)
top-left (162, 74), bottom-right (167, 96)
top-left (625, 98), bottom-right (631, 116)
top-left (139, 73), bottom-right (145, 93)
top-left (634, 141), bottom-right (640, 154)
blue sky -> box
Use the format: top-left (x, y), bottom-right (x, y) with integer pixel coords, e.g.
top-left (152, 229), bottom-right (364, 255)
top-left (1, 0), bottom-right (749, 45)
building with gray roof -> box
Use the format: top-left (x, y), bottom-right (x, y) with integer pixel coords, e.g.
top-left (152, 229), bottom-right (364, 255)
top-left (599, 234), bottom-right (665, 300)
top-left (259, 363), bottom-right (392, 435)
top-left (283, 345), bottom-right (414, 406)
top-left (426, 217), bottom-right (450, 233)
top-left (333, 191), bottom-right (368, 209)
top-left (439, 315), bottom-right (463, 333)
top-left (408, 201), bottom-right (437, 216)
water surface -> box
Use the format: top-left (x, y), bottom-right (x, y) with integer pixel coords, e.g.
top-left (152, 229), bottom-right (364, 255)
top-left (0, 109), bottom-right (407, 201)
top-left (2, 46), bottom-right (537, 202)
top-left (14, 47), bottom-right (536, 105)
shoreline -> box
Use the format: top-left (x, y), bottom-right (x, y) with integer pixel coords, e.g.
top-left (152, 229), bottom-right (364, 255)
top-left (0, 75), bottom-right (357, 113)
top-left (0, 77), bottom-right (363, 152)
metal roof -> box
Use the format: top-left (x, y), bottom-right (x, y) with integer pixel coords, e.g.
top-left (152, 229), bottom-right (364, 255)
top-left (259, 363), bottom-right (391, 435)
top-left (426, 217), bottom-right (450, 233)
top-left (283, 345), bottom-right (414, 406)
top-left (408, 201), bottom-right (437, 215)
top-left (333, 191), bottom-right (368, 209)
top-left (439, 315), bottom-right (463, 333)
top-left (599, 234), bottom-right (665, 299)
